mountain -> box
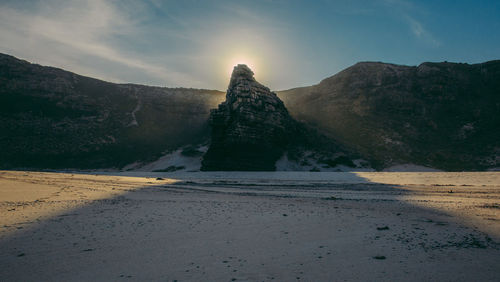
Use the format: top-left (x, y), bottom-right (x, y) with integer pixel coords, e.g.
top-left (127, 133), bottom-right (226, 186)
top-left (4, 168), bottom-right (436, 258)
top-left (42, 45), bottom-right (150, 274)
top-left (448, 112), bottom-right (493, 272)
top-left (1, 53), bottom-right (498, 171)
top-left (0, 53), bottom-right (224, 169)
top-left (201, 65), bottom-right (295, 170)
top-left (277, 61), bottom-right (500, 170)
top-left (201, 64), bottom-right (352, 171)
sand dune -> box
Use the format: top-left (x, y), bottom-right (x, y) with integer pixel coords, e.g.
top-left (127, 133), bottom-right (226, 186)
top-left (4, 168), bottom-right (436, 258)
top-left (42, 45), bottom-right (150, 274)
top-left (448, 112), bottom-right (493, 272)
top-left (1, 170), bottom-right (499, 281)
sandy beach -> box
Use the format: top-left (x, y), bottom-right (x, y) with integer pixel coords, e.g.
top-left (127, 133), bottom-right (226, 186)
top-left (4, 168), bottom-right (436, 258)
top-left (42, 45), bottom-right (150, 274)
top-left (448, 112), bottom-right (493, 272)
top-left (1, 170), bottom-right (499, 281)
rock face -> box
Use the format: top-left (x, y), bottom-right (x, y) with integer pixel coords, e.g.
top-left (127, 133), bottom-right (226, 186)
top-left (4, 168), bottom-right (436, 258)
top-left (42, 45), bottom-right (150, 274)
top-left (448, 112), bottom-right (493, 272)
top-left (3, 51), bottom-right (498, 171)
top-left (278, 61), bottom-right (500, 170)
top-left (0, 53), bottom-right (224, 169)
top-left (201, 65), bottom-right (297, 170)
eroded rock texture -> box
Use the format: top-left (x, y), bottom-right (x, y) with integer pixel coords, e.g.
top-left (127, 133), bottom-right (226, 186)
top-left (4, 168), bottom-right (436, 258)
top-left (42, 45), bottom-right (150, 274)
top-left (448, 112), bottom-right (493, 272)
top-left (278, 61), bottom-right (500, 170)
top-left (0, 53), bottom-right (224, 169)
top-left (201, 65), bottom-right (297, 170)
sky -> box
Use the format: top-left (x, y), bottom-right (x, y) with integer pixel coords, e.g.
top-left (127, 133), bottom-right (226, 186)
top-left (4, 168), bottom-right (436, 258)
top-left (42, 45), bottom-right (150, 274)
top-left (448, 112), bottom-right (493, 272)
top-left (1, 0), bottom-right (499, 91)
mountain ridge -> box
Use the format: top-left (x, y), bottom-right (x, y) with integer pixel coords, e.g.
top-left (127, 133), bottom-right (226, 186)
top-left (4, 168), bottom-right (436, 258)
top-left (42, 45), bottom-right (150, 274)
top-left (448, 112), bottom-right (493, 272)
top-left (277, 59), bottom-right (500, 170)
top-left (0, 52), bottom-right (225, 169)
top-left (1, 52), bottom-right (498, 170)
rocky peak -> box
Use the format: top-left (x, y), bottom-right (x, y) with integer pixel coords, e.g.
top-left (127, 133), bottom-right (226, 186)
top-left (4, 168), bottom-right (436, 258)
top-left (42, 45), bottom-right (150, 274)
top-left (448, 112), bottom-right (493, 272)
top-left (201, 65), bottom-right (296, 171)
top-left (229, 64), bottom-right (255, 85)
top-left (225, 64), bottom-right (279, 108)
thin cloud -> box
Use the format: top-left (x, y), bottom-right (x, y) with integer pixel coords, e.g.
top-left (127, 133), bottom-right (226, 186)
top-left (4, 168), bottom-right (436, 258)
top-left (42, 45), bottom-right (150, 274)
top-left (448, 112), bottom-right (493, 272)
top-left (381, 0), bottom-right (441, 47)
top-left (0, 0), bottom-right (198, 87)
top-left (405, 15), bottom-right (441, 47)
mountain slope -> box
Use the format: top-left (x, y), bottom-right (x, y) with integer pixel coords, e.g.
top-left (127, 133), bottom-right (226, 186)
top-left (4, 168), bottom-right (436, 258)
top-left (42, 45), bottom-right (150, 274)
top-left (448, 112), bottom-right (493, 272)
top-left (0, 53), bottom-right (224, 169)
top-left (278, 61), bottom-right (500, 170)
top-left (2, 53), bottom-right (498, 171)
top-left (201, 64), bottom-right (354, 171)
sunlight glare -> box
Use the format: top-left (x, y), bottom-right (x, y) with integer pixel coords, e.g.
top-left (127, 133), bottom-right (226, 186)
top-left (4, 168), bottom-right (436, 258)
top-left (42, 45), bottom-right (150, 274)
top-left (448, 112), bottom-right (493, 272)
top-left (227, 56), bottom-right (257, 77)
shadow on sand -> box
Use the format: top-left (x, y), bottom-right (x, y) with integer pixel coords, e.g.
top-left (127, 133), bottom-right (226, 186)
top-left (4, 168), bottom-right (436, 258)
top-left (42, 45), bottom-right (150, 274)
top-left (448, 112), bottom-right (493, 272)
top-left (0, 171), bottom-right (499, 281)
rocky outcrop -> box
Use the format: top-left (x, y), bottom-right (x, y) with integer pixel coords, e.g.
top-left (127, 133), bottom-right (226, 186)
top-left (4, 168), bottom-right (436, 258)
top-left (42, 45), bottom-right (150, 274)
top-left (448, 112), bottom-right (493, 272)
top-left (3, 51), bottom-right (498, 171)
top-left (278, 60), bottom-right (500, 171)
top-left (201, 65), bottom-right (297, 170)
top-left (0, 53), bottom-right (224, 169)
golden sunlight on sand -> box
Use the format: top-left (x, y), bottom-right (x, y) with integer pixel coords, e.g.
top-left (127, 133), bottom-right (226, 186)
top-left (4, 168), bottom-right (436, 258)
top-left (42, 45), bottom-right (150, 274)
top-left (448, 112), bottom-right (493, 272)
top-left (0, 171), bottom-right (179, 237)
top-left (1, 170), bottom-right (499, 281)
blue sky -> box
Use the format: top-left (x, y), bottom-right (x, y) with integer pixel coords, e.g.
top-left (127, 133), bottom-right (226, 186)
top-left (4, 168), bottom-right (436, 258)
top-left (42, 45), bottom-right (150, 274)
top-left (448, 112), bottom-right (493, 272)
top-left (1, 0), bottom-right (499, 90)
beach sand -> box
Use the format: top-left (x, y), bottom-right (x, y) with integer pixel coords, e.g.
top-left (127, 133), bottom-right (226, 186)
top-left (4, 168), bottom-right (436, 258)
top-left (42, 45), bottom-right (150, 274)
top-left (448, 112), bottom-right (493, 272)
top-left (1, 170), bottom-right (499, 281)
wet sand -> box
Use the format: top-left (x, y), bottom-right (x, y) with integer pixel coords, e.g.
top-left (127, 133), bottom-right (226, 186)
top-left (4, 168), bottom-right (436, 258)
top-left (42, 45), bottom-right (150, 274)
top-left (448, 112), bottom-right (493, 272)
top-left (1, 170), bottom-right (499, 281)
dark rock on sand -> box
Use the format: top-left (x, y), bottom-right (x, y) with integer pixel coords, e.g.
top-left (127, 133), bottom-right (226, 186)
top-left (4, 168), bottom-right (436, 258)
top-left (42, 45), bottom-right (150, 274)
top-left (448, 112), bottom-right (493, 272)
top-left (201, 65), bottom-right (299, 171)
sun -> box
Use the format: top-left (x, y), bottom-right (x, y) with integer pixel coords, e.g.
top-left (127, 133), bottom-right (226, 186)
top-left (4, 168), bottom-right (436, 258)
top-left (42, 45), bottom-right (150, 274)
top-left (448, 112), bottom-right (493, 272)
top-left (227, 56), bottom-right (257, 76)
top-left (216, 49), bottom-right (267, 89)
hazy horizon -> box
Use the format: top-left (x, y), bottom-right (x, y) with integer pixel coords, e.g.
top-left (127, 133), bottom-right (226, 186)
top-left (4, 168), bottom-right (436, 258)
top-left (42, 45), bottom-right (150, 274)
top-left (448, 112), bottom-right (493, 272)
top-left (1, 0), bottom-right (499, 91)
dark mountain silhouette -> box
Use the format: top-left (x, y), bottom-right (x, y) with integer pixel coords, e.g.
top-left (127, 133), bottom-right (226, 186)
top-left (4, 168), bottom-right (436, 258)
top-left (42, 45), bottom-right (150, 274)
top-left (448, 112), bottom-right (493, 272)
top-left (277, 61), bottom-right (500, 170)
top-left (201, 64), bottom-right (350, 171)
top-left (201, 64), bottom-right (296, 170)
top-left (0, 53), bottom-right (224, 169)
top-left (1, 53), bottom-right (498, 170)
